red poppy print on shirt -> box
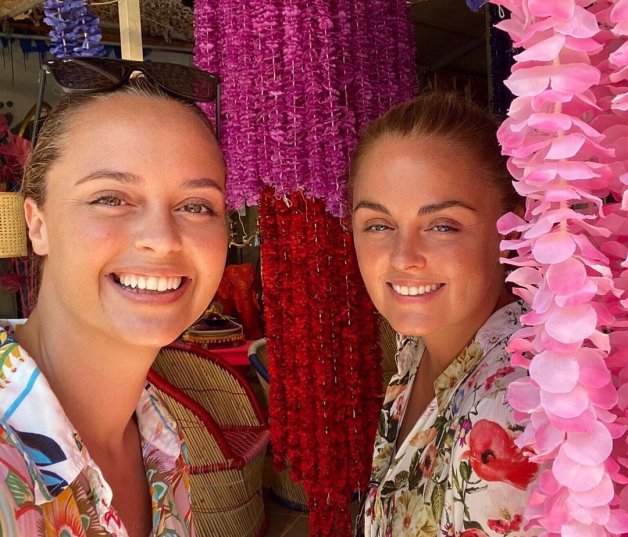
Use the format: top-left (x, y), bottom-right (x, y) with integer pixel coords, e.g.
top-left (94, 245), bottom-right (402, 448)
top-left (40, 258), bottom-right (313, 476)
top-left (463, 419), bottom-right (538, 490)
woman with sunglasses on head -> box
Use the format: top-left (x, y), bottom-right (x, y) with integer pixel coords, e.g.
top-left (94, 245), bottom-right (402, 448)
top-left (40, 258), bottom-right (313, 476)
top-left (0, 62), bottom-right (226, 536)
top-left (352, 93), bottom-right (540, 537)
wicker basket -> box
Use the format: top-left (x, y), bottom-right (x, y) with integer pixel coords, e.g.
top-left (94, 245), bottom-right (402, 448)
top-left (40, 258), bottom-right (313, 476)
top-left (247, 339), bottom-right (310, 513)
top-left (149, 342), bottom-right (270, 537)
top-left (0, 192), bottom-right (27, 258)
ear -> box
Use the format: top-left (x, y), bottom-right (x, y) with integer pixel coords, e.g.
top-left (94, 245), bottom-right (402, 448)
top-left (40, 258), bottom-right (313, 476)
top-left (500, 204), bottom-right (525, 260)
top-left (24, 198), bottom-right (49, 256)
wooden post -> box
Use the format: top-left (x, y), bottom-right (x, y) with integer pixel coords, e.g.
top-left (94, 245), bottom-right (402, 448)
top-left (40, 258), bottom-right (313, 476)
top-left (117, 0), bottom-right (143, 61)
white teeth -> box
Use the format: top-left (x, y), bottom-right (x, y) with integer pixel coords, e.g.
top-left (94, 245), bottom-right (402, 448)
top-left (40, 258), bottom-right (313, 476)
top-left (116, 274), bottom-right (183, 292)
top-left (392, 283), bottom-right (441, 296)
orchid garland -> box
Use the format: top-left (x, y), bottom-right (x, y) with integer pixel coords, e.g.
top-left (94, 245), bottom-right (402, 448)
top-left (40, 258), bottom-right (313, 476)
top-left (195, 1), bottom-right (415, 534)
top-left (490, 0), bottom-right (628, 535)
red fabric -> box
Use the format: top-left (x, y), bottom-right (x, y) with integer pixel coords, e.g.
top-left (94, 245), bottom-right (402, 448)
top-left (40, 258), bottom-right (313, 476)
top-left (215, 263), bottom-right (263, 339)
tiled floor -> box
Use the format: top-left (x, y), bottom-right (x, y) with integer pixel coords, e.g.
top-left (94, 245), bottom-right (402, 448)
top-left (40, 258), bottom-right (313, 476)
top-left (262, 465), bottom-right (360, 537)
top-left (264, 488), bottom-right (310, 537)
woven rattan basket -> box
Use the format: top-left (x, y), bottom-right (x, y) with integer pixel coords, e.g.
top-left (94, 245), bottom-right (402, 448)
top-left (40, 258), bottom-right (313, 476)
top-left (0, 192), bottom-right (27, 258)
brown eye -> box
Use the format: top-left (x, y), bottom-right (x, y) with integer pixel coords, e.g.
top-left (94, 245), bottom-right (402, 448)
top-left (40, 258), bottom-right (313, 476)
top-left (92, 196), bottom-right (123, 206)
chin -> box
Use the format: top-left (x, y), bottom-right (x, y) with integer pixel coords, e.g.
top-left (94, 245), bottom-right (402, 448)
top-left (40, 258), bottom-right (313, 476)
top-left (382, 314), bottom-right (434, 338)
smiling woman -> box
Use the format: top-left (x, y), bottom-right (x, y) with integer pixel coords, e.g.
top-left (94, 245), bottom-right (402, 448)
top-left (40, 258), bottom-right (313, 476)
top-left (351, 93), bottom-right (541, 537)
top-left (0, 72), bottom-right (227, 537)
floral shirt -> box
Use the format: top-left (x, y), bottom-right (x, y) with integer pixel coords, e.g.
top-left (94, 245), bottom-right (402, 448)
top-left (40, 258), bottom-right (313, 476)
top-left (0, 321), bottom-right (195, 537)
top-left (362, 302), bottom-right (540, 537)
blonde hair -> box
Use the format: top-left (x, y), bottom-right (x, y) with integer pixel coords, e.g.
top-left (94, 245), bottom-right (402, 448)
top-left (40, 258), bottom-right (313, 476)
top-left (349, 92), bottom-right (520, 212)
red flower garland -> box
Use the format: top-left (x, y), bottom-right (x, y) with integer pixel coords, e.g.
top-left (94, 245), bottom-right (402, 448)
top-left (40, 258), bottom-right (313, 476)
top-left (260, 189), bottom-right (381, 536)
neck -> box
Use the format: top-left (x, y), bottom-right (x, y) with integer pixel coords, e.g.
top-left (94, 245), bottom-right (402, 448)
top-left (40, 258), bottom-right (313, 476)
top-left (421, 285), bottom-right (515, 384)
top-left (15, 305), bottom-right (157, 451)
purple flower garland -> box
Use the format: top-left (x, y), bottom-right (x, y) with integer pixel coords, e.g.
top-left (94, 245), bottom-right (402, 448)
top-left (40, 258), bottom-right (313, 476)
top-left (195, 0), bottom-right (415, 216)
top-left (43, 0), bottom-right (105, 59)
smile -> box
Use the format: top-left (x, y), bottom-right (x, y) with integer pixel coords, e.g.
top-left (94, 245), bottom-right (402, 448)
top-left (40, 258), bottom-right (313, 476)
top-left (113, 273), bottom-right (184, 292)
top-left (390, 283), bottom-right (443, 296)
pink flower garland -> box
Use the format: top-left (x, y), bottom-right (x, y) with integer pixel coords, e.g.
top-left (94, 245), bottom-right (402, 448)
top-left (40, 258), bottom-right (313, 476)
top-left (490, 1), bottom-right (628, 535)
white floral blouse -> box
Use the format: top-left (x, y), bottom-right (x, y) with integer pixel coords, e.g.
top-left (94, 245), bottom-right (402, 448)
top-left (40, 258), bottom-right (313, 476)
top-left (361, 301), bottom-right (540, 537)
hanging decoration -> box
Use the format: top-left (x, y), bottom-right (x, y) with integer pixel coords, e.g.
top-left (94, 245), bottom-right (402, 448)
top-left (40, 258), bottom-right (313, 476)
top-left (43, 0), bottom-right (105, 59)
top-left (195, 0), bottom-right (416, 534)
top-left (195, 0), bottom-right (415, 217)
top-left (490, 0), bottom-right (628, 535)
top-left (259, 190), bottom-right (382, 535)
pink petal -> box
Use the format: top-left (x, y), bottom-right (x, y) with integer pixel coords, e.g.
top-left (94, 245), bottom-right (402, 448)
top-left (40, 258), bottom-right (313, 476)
top-left (562, 522), bottom-right (607, 537)
top-left (611, 0), bottom-right (628, 23)
top-left (606, 509), bottom-right (628, 534)
top-left (550, 64), bottom-right (601, 93)
top-left (514, 34), bottom-right (566, 62)
top-left (570, 474), bottom-right (615, 508)
top-left (532, 232), bottom-right (576, 264)
top-left (530, 351), bottom-right (580, 393)
top-left (508, 378), bottom-right (540, 412)
top-left (506, 66), bottom-right (552, 97)
top-left (565, 497), bottom-right (610, 526)
top-left (546, 133), bottom-right (586, 160)
top-left (541, 385), bottom-right (590, 418)
top-left (528, 0), bottom-right (575, 19)
top-left (554, 6), bottom-right (602, 38)
top-left (496, 211), bottom-right (527, 234)
top-left (587, 381), bottom-right (618, 410)
top-left (576, 349), bottom-right (611, 389)
top-left (554, 449), bottom-right (605, 491)
top-left (545, 303), bottom-right (597, 343)
top-left (564, 422), bottom-right (613, 465)
top-left (546, 257), bottom-right (588, 295)
top-left (535, 420), bottom-right (566, 453)
top-left (554, 279), bottom-right (598, 307)
top-left (547, 406), bottom-right (598, 432)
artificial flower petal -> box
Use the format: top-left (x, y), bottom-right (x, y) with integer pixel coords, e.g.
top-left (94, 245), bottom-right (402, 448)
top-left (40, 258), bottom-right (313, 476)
top-left (545, 303), bottom-right (597, 343)
top-left (531, 232), bottom-right (576, 264)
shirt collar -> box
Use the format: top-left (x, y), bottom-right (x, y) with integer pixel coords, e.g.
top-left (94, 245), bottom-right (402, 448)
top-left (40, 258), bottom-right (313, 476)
top-left (0, 321), bottom-right (182, 505)
top-left (433, 300), bottom-right (526, 412)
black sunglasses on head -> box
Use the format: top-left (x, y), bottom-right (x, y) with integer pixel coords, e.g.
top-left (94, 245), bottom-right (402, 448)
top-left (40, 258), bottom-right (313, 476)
top-left (33, 57), bottom-right (221, 144)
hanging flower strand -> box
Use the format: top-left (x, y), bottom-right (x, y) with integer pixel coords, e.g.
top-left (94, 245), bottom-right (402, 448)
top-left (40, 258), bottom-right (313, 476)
top-left (44, 0), bottom-right (106, 59)
top-left (491, 0), bottom-right (628, 535)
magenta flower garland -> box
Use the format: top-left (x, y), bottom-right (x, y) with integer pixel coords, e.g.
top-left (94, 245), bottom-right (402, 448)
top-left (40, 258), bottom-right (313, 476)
top-left (491, 0), bottom-right (628, 535)
top-left (195, 0), bottom-right (415, 216)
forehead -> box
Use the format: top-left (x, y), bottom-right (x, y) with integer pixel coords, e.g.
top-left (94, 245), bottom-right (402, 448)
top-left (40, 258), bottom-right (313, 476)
top-left (353, 134), bottom-right (500, 208)
top-left (47, 93), bottom-right (224, 187)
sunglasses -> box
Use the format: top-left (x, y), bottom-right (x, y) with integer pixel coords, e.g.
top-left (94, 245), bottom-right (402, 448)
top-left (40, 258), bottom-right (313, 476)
top-left (32, 57), bottom-right (221, 144)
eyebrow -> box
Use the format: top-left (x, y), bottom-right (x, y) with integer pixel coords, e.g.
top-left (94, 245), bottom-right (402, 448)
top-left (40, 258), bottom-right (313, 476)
top-left (417, 200), bottom-right (477, 215)
top-left (75, 170), bottom-right (224, 193)
top-left (352, 199), bottom-right (477, 215)
top-left (75, 170), bottom-right (142, 186)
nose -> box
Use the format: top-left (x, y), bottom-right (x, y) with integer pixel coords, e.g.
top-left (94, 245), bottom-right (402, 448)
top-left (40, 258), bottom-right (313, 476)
top-left (389, 230), bottom-right (427, 271)
top-left (134, 207), bottom-right (183, 256)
